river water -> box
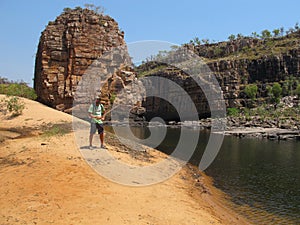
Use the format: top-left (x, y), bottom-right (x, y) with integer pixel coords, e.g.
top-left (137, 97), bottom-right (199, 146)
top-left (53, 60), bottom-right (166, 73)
top-left (106, 125), bottom-right (300, 224)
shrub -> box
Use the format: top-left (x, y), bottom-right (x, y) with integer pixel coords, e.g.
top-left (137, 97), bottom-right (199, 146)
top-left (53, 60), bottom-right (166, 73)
top-left (0, 83), bottom-right (37, 100)
top-left (266, 85), bottom-right (273, 97)
top-left (75, 6), bottom-right (83, 11)
top-left (63, 7), bottom-right (72, 12)
top-left (0, 96), bottom-right (25, 116)
top-left (214, 47), bottom-right (223, 56)
top-left (244, 84), bottom-right (258, 100)
top-left (272, 82), bottom-right (282, 103)
top-left (242, 108), bottom-right (251, 120)
top-left (84, 4), bottom-right (105, 15)
top-left (282, 76), bottom-right (298, 96)
top-left (227, 108), bottom-right (240, 117)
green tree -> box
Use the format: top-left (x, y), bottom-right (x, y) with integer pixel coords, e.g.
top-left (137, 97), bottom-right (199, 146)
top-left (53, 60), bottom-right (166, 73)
top-left (261, 29), bottom-right (272, 39)
top-left (192, 37), bottom-right (201, 45)
top-left (201, 39), bottom-right (210, 45)
top-left (244, 84), bottom-right (258, 108)
top-left (244, 84), bottom-right (258, 100)
top-left (272, 82), bottom-right (282, 103)
top-left (282, 76), bottom-right (297, 96)
top-left (63, 7), bottom-right (72, 12)
top-left (75, 6), bottom-right (83, 11)
top-left (251, 32), bottom-right (260, 38)
top-left (272, 29), bottom-right (280, 37)
top-left (228, 34), bottom-right (236, 41)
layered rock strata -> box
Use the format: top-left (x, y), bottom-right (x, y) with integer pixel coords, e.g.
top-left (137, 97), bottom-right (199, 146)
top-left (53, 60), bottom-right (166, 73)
top-left (34, 8), bottom-right (126, 111)
top-left (141, 33), bottom-right (300, 120)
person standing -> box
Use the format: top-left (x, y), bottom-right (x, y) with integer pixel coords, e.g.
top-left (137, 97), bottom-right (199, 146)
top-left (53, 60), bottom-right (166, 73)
top-left (88, 97), bottom-right (107, 149)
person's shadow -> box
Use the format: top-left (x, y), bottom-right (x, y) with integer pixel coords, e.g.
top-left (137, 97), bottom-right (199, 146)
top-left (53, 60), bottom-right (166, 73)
top-left (80, 146), bottom-right (91, 150)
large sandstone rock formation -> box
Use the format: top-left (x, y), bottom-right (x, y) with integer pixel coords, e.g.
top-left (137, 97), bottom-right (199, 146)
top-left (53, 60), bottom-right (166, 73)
top-left (34, 8), bottom-right (126, 111)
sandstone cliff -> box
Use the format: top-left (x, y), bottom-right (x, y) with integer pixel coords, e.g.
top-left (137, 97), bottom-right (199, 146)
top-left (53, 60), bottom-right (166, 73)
top-left (34, 7), bottom-right (126, 111)
top-left (139, 32), bottom-right (300, 120)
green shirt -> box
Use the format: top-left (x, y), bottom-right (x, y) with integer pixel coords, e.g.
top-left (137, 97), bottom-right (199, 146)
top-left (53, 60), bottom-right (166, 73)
top-left (88, 103), bottom-right (104, 124)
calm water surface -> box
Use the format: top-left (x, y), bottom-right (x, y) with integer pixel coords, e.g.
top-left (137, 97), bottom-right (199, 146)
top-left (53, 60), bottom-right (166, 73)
top-left (107, 126), bottom-right (300, 224)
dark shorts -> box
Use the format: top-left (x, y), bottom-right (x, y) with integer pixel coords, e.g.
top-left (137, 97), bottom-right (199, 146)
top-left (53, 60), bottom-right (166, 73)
top-left (90, 123), bottom-right (104, 134)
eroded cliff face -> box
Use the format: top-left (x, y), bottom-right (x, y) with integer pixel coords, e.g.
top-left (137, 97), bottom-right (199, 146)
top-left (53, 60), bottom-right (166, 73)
top-left (141, 33), bottom-right (300, 120)
top-left (139, 66), bottom-right (212, 121)
top-left (208, 49), bottom-right (300, 108)
top-left (34, 8), bottom-right (126, 111)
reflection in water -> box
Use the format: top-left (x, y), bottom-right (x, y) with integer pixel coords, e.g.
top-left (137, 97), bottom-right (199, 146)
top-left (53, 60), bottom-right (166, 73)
top-left (206, 137), bottom-right (300, 224)
top-left (106, 125), bottom-right (300, 224)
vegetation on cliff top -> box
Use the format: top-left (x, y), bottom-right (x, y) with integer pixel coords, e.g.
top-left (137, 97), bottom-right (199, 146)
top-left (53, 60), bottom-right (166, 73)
top-left (187, 23), bottom-right (300, 62)
top-left (190, 23), bottom-right (299, 46)
top-left (63, 4), bottom-right (105, 15)
top-left (137, 23), bottom-right (300, 77)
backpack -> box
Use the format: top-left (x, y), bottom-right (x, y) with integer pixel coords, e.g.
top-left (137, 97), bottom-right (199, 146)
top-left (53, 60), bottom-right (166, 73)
top-left (92, 103), bottom-right (104, 115)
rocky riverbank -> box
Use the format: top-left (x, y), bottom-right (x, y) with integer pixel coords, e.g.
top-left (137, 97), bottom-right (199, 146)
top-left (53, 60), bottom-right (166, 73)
top-left (186, 117), bottom-right (300, 140)
top-left (105, 114), bottom-right (300, 141)
top-left (155, 96), bottom-right (300, 141)
top-left (224, 116), bottom-right (300, 140)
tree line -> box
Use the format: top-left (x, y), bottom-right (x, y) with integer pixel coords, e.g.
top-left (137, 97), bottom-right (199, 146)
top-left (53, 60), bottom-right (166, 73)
top-left (190, 22), bottom-right (300, 46)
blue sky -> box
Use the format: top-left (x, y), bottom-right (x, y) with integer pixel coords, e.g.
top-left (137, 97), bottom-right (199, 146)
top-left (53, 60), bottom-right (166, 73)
top-left (0, 0), bottom-right (299, 86)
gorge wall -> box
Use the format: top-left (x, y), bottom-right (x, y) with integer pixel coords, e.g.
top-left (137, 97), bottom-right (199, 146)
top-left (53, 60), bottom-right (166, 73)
top-left (141, 33), bottom-right (300, 120)
top-left (211, 48), bottom-right (300, 107)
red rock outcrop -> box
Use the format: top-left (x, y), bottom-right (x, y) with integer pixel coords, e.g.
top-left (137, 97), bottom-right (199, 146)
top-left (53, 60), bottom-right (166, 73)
top-left (34, 7), bottom-right (126, 111)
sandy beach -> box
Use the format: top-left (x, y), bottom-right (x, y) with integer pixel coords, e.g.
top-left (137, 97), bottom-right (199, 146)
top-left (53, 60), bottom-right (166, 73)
top-left (0, 95), bottom-right (250, 225)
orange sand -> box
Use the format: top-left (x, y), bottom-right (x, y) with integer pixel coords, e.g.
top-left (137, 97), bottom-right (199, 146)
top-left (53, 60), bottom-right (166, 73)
top-left (0, 95), bottom-right (250, 224)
